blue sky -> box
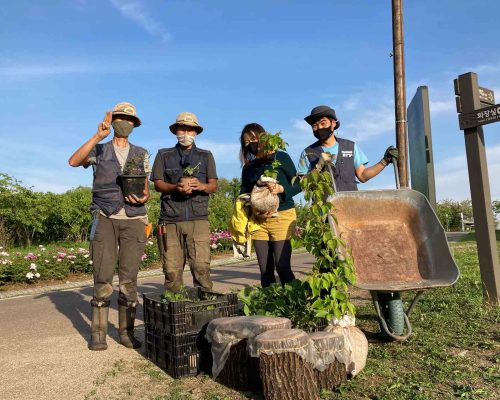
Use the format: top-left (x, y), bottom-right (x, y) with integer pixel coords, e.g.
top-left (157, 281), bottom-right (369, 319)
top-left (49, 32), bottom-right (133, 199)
top-left (1, 0), bottom-right (499, 200)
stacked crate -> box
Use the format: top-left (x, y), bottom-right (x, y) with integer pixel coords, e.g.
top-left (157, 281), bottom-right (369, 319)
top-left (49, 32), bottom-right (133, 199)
top-left (143, 287), bottom-right (238, 378)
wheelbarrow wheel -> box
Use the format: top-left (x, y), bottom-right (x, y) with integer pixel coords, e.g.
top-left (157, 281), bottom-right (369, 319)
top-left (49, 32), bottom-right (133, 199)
top-left (377, 293), bottom-right (405, 337)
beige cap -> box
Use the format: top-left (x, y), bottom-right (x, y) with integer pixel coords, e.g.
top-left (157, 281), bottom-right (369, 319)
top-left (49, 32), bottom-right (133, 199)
top-left (169, 112), bottom-right (203, 134)
top-left (112, 102), bottom-right (141, 127)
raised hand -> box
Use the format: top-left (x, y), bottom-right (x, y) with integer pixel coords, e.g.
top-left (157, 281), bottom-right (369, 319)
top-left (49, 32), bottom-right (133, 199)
top-left (96, 111), bottom-right (112, 140)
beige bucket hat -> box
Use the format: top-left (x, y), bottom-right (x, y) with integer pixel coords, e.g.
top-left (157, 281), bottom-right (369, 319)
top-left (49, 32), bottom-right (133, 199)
top-left (112, 102), bottom-right (141, 127)
top-left (169, 112), bottom-right (203, 134)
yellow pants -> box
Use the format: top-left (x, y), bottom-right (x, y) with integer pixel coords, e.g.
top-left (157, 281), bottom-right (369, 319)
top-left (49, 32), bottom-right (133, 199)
top-left (251, 208), bottom-right (297, 241)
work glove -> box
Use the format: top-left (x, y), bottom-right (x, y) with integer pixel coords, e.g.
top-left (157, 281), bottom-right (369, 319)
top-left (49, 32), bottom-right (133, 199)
top-left (382, 146), bottom-right (399, 165)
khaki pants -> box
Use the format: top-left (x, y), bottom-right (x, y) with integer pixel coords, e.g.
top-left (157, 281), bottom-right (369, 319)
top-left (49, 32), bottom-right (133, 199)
top-left (90, 214), bottom-right (147, 304)
top-left (162, 220), bottom-right (212, 292)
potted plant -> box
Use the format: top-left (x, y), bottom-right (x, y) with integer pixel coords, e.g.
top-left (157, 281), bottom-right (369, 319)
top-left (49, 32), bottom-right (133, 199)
top-left (179, 162), bottom-right (200, 188)
top-left (120, 154), bottom-right (147, 198)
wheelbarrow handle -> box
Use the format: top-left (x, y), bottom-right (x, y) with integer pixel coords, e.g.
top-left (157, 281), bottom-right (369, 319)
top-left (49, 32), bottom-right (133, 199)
top-left (393, 158), bottom-right (400, 190)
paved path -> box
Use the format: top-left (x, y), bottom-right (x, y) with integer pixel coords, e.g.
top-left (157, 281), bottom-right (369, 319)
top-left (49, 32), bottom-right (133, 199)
top-left (0, 252), bottom-right (318, 400)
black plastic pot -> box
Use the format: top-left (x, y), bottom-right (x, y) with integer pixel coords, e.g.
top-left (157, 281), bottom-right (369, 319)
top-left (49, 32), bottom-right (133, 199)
top-left (120, 174), bottom-right (147, 198)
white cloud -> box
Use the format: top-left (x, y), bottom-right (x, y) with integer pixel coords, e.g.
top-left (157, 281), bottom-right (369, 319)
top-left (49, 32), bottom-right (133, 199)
top-left (434, 144), bottom-right (500, 200)
top-left (429, 99), bottom-right (455, 115)
top-left (109, 0), bottom-right (170, 41)
top-left (0, 62), bottom-right (165, 78)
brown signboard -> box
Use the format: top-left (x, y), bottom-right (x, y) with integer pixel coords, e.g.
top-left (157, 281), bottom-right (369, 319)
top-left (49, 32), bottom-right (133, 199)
top-left (459, 103), bottom-right (500, 130)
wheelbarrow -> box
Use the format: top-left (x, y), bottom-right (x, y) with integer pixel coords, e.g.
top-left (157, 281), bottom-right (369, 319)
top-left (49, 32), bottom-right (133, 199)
top-left (327, 162), bottom-right (460, 340)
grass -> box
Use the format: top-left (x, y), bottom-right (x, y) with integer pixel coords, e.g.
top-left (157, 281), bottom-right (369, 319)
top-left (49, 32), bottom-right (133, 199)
top-left (324, 238), bottom-right (500, 400)
top-left (83, 236), bottom-right (499, 400)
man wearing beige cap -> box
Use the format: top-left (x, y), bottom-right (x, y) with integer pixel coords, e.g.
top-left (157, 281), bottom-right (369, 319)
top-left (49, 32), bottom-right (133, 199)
top-left (69, 102), bottom-right (150, 351)
top-left (151, 112), bottom-right (218, 292)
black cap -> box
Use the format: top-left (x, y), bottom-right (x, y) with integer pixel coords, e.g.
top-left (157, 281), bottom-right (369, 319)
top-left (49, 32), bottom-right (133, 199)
top-left (304, 105), bottom-right (338, 127)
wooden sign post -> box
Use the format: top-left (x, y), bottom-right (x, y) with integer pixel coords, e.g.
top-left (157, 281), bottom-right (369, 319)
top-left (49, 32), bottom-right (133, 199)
top-left (454, 72), bottom-right (500, 304)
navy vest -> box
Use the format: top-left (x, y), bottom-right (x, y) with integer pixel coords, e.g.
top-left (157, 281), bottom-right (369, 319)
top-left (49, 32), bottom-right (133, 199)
top-left (157, 145), bottom-right (211, 223)
top-left (305, 137), bottom-right (358, 191)
top-left (90, 141), bottom-right (147, 217)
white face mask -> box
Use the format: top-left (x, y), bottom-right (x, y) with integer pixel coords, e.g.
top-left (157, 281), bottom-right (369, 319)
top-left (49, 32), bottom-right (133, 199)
top-left (176, 133), bottom-right (195, 146)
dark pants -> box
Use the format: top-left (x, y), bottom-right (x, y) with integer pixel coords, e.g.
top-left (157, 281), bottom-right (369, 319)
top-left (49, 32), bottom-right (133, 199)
top-left (161, 220), bottom-right (213, 292)
top-left (253, 239), bottom-right (295, 287)
top-left (90, 214), bottom-right (147, 305)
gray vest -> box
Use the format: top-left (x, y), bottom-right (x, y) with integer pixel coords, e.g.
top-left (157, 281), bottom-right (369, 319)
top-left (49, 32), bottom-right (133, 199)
top-left (90, 141), bottom-right (147, 217)
top-left (157, 145), bottom-right (211, 223)
top-left (305, 137), bottom-right (358, 191)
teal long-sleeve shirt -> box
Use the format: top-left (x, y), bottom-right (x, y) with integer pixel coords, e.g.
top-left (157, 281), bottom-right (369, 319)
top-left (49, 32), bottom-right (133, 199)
top-left (240, 150), bottom-right (301, 211)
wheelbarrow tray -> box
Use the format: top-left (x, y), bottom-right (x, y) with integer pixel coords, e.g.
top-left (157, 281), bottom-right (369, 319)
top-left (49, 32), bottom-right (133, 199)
top-left (330, 188), bottom-right (459, 292)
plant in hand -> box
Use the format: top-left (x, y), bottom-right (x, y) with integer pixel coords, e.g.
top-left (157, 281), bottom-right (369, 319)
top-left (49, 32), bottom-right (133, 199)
top-left (122, 155), bottom-right (146, 176)
top-left (182, 162), bottom-right (201, 177)
top-left (259, 131), bottom-right (287, 180)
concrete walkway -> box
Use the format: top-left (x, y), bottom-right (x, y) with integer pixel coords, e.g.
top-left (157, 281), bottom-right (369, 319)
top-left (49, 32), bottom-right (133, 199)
top-left (0, 252), bottom-right (317, 400)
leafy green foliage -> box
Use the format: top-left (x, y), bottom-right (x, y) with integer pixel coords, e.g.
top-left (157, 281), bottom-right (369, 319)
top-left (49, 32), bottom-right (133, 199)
top-left (239, 280), bottom-right (321, 330)
top-left (182, 162), bottom-right (200, 177)
top-left (162, 285), bottom-right (190, 302)
top-left (436, 199), bottom-right (473, 231)
top-left (259, 132), bottom-right (287, 179)
top-left (240, 166), bottom-right (356, 326)
top-left (0, 173), bottom-right (243, 245)
top-left (298, 169), bottom-right (356, 319)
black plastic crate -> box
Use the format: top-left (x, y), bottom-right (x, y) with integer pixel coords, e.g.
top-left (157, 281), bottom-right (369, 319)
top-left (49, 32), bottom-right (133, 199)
top-left (144, 326), bottom-right (212, 378)
top-left (143, 287), bottom-right (239, 335)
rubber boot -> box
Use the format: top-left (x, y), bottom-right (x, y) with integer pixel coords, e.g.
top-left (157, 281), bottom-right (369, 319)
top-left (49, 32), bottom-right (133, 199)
top-left (118, 302), bottom-right (141, 349)
top-left (89, 300), bottom-right (109, 351)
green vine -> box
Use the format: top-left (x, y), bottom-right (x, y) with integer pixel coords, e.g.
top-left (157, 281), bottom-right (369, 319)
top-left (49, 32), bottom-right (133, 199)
top-left (299, 168), bottom-right (356, 320)
top-left (239, 164), bottom-right (356, 327)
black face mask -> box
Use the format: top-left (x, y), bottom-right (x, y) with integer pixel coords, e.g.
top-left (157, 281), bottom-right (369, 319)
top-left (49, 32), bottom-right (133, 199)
top-left (313, 127), bottom-right (333, 142)
top-left (246, 142), bottom-right (258, 155)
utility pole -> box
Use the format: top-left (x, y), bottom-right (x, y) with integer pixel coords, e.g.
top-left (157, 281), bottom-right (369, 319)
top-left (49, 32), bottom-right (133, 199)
top-left (392, 0), bottom-right (409, 186)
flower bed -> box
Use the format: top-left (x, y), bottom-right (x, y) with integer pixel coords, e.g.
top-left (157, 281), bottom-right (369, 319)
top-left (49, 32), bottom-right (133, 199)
top-left (0, 232), bottom-right (235, 286)
top-left (209, 230), bottom-right (233, 254)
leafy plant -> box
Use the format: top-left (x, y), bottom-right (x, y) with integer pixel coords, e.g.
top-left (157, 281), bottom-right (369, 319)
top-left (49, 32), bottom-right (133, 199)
top-left (182, 162), bottom-right (200, 177)
top-left (239, 280), bottom-right (320, 330)
top-left (299, 169), bottom-right (356, 320)
top-left (162, 285), bottom-right (191, 302)
top-left (239, 166), bottom-right (356, 326)
top-left (122, 155), bottom-right (146, 175)
top-left (259, 131), bottom-right (287, 180)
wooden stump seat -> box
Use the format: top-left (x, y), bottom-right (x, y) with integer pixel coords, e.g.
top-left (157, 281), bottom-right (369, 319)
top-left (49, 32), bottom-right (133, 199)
top-left (255, 329), bottom-right (319, 400)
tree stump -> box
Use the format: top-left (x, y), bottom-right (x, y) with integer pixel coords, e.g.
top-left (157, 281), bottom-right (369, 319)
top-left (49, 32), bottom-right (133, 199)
top-left (256, 329), bottom-right (319, 400)
top-left (324, 325), bottom-right (368, 377)
top-left (309, 331), bottom-right (347, 391)
top-left (206, 316), bottom-right (291, 391)
top-left (216, 339), bottom-right (261, 391)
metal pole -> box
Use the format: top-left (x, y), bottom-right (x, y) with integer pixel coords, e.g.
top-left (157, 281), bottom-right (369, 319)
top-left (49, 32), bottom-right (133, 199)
top-left (392, 0), bottom-right (409, 187)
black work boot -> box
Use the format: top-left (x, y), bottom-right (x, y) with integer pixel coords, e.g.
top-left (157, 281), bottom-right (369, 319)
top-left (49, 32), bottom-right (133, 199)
top-left (118, 301), bottom-right (141, 349)
top-left (89, 300), bottom-right (110, 351)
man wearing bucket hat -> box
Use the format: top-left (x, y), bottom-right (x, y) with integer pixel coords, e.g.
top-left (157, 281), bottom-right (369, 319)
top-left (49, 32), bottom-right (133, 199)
top-left (69, 102), bottom-right (150, 351)
top-left (151, 112), bottom-right (218, 293)
top-left (297, 105), bottom-right (398, 191)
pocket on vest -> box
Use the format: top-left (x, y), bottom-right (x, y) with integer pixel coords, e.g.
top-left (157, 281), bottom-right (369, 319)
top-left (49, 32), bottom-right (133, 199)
top-left (191, 196), bottom-right (208, 217)
top-left (163, 198), bottom-right (181, 217)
